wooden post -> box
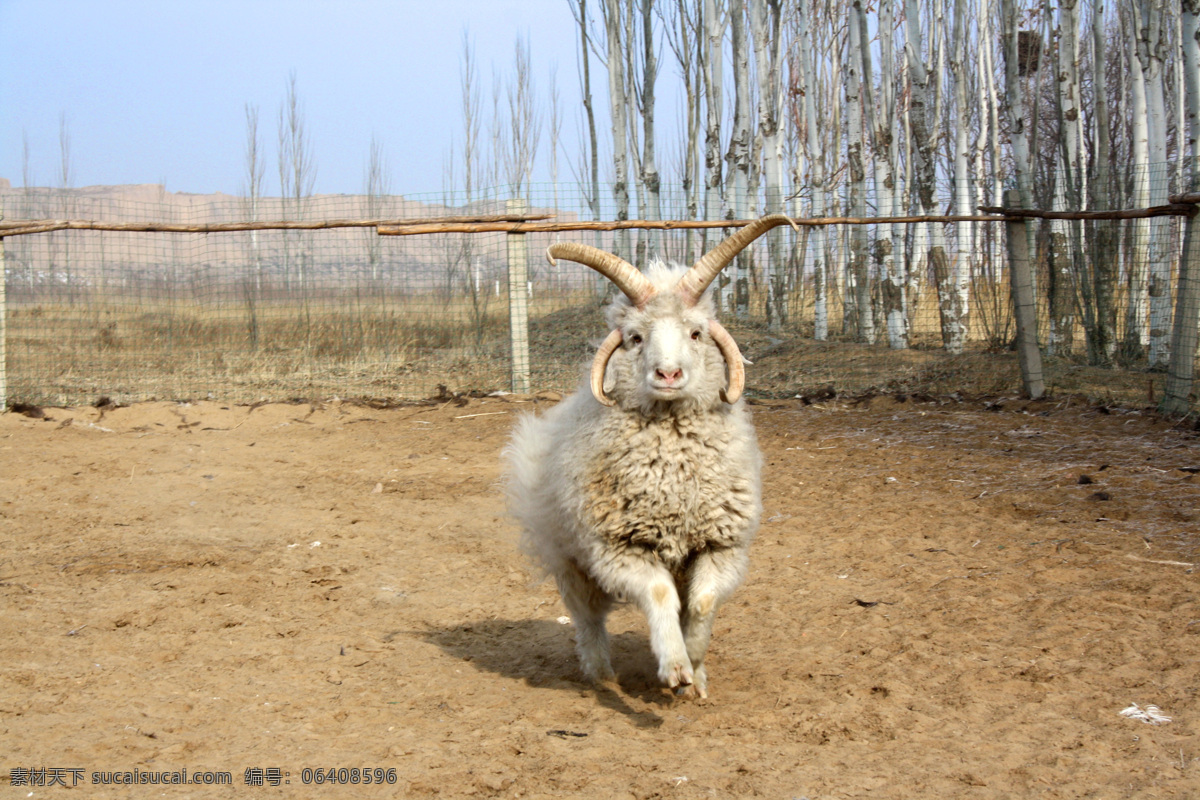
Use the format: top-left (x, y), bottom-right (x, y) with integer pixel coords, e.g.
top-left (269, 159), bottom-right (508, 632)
top-left (506, 199), bottom-right (532, 394)
top-left (1005, 188), bottom-right (1045, 399)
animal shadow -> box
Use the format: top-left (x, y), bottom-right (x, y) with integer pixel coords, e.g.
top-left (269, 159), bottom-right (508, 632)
top-left (416, 618), bottom-right (668, 727)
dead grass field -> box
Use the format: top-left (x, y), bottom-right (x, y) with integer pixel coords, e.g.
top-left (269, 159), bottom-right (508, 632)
top-left (7, 283), bottom-right (1187, 413)
top-left (1, 390), bottom-right (1197, 798)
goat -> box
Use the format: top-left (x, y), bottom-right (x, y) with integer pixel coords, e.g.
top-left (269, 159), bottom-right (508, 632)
top-left (504, 215), bottom-right (795, 698)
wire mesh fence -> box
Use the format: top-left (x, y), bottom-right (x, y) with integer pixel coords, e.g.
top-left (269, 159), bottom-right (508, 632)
top-left (0, 181), bottom-right (1193, 410)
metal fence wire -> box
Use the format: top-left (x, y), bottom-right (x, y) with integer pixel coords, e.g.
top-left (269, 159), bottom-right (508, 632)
top-left (0, 182), bottom-right (1193, 410)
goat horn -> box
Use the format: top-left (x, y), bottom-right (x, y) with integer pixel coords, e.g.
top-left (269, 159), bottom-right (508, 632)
top-left (547, 242), bottom-right (657, 308)
top-left (675, 214), bottom-right (800, 306)
top-left (588, 328), bottom-right (624, 407)
top-left (708, 320), bottom-right (746, 405)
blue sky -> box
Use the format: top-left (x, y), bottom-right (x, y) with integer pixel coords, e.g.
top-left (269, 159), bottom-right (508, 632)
top-left (0, 0), bottom-right (584, 196)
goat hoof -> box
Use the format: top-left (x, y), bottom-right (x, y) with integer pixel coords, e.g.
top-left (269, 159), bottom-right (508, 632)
top-left (662, 661), bottom-right (694, 690)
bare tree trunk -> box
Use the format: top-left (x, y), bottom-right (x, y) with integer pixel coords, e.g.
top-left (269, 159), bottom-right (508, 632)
top-left (58, 114), bottom-right (75, 304)
top-left (845, 2), bottom-right (875, 344)
top-left (1084, 0), bottom-right (1118, 367)
top-left (865, 0), bottom-right (907, 349)
top-left (455, 41), bottom-right (491, 348)
top-left (364, 136), bottom-right (390, 279)
top-left (504, 35), bottom-right (542, 203)
top-left (604, 0), bottom-right (633, 262)
top-left (1139, 0), bottom-right (1172, 367)
top-left (244, 104), bottom-right (265, 292)
top-left (748, 0), bottom-right (786, 328)
top-left (947, 0), bottom-right (973, 355)
top-left (568, 0), bottom-right (605, 298)
top-left (572, 0), bottom-right (602, 225)
top-left (1124, 4), bottom-right (1152, 357)
top-left (726, 0), bottom-right (753, 318)
top-left (277, 71), bottom-right (315, 295)
top-left (461, 33), bottom-right (483, 206)
top-left (1048, 0), bottom-right (1082, 357)
top-left (661, 0), bottom-right (702, 263)
top-left (794, 1), bottom-right (828, 340)
top-left (243, 104), bottom-right (265, 349)
top-left (623, 0), bottom-right (647, 264)
top-left (1000, 0), bottom-right (1036, 249)
top-left (639, 0), bottom-right (662, 261)
top-left (701, 0), bottom-right (726, 262)
top-left (720, 0), bottom-right (748, 319)
top-left (906, 0), bottom-right (955, 352)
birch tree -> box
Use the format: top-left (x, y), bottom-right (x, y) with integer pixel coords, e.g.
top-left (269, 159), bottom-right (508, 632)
top-left (622, 1), bottom-right (648, 262)
top-left (905, 0), bottom-right (948, 349)
top-left (726, 0), bottom-right (753, 317)
top-left (243, 103), bottom-right (265, 320)
top-left (864, 0), bottom-right (907, 348)
top-left (456, 39), bottom-right (493, 344)
top-left (845, 2), bottom-right (875, 343)
top-left (1123, 1), bottom-right (1153, 357)
top-left (503, 35), bottom-right (542, 201)
top-left (748, 0), bottom-right (787, 327)
top-left (702, 0), bottom-right (727, 260)
top-left (946, 0), bottom-right (973, 354)
top-left (277, 71), bottom-right (315, 292)
top-left (1082, 0), bottom-right (1118, 366)
top-left (57, 114), bottom-right (75, 302)
top-left (604, 0), bottom-right (633, 261)
top-left (660, 0), bottom-right (703, 262)
top-left (1047, 1), bottom-right (1082, 356)
top-left (461, 33), bottom-right (484, 205)
top-left (793, 0), bottom-right (829, 340)
top-left (1138, 0), bottom-right (1172, 367)
top-left (363, 135), bottom-right (390, 284)
top-left (568, 0), bottom-right (602, 225)
top-left (638, 0), bottom-right (663, 260)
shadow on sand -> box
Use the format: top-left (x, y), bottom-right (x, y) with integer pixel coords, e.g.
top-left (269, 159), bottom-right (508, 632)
top-left (413, 618), bottom-right (675, 729)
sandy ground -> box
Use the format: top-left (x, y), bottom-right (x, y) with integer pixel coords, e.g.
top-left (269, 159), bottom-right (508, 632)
top-left (1, 392), bottom-right (1198, 798)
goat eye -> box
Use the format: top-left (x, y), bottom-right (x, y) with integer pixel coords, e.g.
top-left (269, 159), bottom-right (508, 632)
top-left (691, 329), bottom-right (702, 341)
top-left (629, 334), bottom-right (643, 345)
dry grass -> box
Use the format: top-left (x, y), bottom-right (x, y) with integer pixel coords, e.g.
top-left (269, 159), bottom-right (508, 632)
top-left (4, 284), bottom-right (1188, 412)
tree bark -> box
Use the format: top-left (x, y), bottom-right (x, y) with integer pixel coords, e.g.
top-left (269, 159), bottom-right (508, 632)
top-left (845, 2), bottom-right (875, 344)
top-left (726, 0), bottom-right (753, 317)
top-left (604, 0), bottom-right (633, 262)
top-left (748, 0), bottom-right (786, 328)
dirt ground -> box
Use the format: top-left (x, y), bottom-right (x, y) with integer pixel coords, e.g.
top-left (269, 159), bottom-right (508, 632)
top-left (1, 391), bottom-right (1198, 798)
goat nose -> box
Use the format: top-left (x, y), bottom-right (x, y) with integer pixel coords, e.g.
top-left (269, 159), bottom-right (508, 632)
top-left (656, 367), bottom-right (683, 385)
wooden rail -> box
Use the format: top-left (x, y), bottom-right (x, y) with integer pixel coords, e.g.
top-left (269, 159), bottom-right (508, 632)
top-left (0, 213), bottom-right (554, 238)
top-left (978, 202), bottom-right (1197, 221)
top-left (1, 199), bottom-right (1194, 239)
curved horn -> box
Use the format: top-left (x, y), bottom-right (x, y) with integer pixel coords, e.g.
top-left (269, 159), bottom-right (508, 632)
top-left (588, 328), bottom-right (624, 406)
top-left (675, 214), bottom-right (800, 306)
top-left (708, 320), bottom-right (746, 405)
top-left (547, 242), bottom-right (657, 308)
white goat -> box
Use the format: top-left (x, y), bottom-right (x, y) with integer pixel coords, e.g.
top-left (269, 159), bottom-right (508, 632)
top-left (504, 216), bottom-right (794, 698)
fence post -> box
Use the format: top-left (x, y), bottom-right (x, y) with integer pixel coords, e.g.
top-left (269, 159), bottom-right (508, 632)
top-left (506, 198), bottom-right (532, 394)
top-left (1005, 188), bottom-right (1045, 399)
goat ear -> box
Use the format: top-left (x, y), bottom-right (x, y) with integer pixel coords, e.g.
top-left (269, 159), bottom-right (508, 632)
top-left (589, 329), bottom-right (623, 407)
